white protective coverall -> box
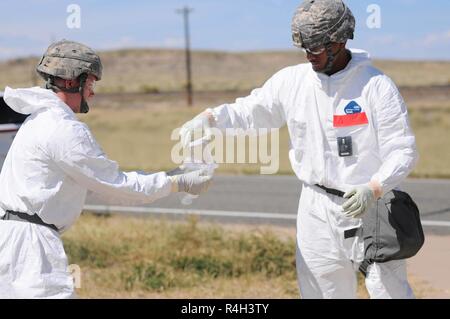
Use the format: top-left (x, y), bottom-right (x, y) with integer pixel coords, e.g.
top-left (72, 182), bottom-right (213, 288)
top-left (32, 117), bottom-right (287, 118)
top-left (210, 49), bottom-right (418, 298)
top-left (0, 87), bottom-right (173, 298)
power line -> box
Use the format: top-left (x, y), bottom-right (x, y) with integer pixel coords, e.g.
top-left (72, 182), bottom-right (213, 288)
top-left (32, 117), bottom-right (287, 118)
top-left (176, 6), bottom-right (194, 107)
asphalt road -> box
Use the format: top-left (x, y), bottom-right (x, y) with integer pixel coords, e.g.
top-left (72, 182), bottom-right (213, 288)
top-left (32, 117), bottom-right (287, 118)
top-left (85, 176), bottom-right (450, 235)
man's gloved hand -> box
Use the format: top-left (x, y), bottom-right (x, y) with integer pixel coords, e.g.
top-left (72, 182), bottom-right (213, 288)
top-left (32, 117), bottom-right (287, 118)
top-left (342, 184), bottom-right (377, 219)
top-left (168, 169), bottom-right (212, 195)
top-left (179, 109), bottom-right (215, 148)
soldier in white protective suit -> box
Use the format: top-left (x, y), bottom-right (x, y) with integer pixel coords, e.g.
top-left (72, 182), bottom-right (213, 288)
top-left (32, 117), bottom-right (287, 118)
top-left (180, 0), bottom-right (419, 299)
top-left (0, 40), bottom-right (212, 298)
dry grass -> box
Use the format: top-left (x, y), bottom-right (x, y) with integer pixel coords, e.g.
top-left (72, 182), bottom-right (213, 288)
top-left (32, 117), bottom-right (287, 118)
top-left (62, 213), bottom-right (433, 299)
top-left (63, 213), bottom-right (300, 299)
top-left (408, 107), bottom-right (450, 178)
top-left (1, 49), bottom-right (450, 93)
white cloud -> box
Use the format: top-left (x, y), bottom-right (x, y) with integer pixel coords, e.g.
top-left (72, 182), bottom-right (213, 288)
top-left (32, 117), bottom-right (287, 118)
top-left (398, 0), bottom-right (418, 5)
top-left (95, 36), bottom-right (185, 51)
top-left (423, 30), bottom-right (450, 46)
top-left (0, 47), bottom-right (34, 60)
top-left (112, 36), bottom-right (138, 47)
top-left (368, 34), bottom-right (396, 46)
top-left (0, 47), bottom-right (22, 56)
top-left (162, 37), bottom-right (184, 48)
top-left (96, 37), bottom-right (149, 51)
top-left (0, 28), bottom-right (50, 44)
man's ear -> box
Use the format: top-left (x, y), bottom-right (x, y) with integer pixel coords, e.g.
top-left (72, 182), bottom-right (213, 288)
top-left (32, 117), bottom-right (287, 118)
top-left (63, 79), bottom-right (71, 89)
top-left (64, 79), bottom-right (78, 89)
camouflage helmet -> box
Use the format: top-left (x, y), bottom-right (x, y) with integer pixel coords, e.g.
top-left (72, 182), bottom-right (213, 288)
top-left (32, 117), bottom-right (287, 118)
top-left (36, 39), bottom-right (102, 81)
top-left (291, 0), bottom-right (355, 49)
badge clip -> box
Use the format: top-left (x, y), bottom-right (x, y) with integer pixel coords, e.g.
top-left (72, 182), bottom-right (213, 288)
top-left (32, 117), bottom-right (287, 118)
top-left (338, 136), bottom-right (353, 157)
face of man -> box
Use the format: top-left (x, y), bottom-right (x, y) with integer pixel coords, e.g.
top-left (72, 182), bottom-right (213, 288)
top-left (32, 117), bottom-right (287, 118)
top-left (82, 74), bottom-right (97, 102)
top-left (303, 42), bottom-right (345, 73)
top-left (57, 74), bottom-right (97, 113)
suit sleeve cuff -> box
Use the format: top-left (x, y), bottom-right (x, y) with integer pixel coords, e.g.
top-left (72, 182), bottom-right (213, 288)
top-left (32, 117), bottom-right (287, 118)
top-left (168, 176), bottom-right (179, 193)
top-left (368, 179), bottom-right (383, 199)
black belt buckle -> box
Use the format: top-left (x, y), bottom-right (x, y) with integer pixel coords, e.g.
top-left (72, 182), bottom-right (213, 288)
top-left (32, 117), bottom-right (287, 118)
top-left (337, 136), bottom-right (353, 157)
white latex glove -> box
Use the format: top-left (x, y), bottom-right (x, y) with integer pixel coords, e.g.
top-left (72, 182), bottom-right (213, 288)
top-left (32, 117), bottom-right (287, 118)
top-left (167, 163), bottom-right (213, 177)
top-left (179, 109), bottom-right (215, 148)
top-left (168, 169), bottom-right (212, 195)
top-left (342, 184), bottom-right (376, 219)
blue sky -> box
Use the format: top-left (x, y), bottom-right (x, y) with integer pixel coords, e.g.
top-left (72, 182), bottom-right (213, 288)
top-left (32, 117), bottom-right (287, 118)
top-left (1, 0), bottom-right (449, 61)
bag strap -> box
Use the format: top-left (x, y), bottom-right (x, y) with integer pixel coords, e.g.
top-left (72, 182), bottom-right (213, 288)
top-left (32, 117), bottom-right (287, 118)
top-left (359, 259), bottom-right (373, 277)
top-left (343, 227), bottom-right (373, 277)
top-left (344, 227), bottom-right (360, 239)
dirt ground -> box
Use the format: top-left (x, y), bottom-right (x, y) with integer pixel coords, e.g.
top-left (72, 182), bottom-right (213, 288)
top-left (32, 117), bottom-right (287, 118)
top-left (407, 234), bottom-right (450, 299)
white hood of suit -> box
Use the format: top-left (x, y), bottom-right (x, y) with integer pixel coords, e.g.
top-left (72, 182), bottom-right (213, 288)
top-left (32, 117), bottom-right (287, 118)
top-left (3, 86), bottom-right (72, 115)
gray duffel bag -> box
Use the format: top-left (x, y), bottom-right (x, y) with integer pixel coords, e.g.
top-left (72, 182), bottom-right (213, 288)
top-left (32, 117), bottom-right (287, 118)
top-left (358, 190), bottom-right (425, 276)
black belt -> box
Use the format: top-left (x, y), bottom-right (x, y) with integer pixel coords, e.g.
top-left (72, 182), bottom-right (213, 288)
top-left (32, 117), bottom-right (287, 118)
top-left (315, 184), bottom-right (345, 198)
top-left (1, 210), bottom-right (59, 232)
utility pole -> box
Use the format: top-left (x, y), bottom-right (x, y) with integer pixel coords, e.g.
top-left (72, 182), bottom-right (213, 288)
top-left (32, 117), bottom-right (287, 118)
top-left (176, 6), bottom-right (194, 107)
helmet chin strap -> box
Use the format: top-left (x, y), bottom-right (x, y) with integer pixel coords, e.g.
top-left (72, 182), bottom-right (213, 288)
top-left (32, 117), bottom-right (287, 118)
top-left (45, 74), bottom-right (90, 114)
top-left (78, 74), bottom-right (89, 114)
top-left (317, 42), bottom-right (344, 75)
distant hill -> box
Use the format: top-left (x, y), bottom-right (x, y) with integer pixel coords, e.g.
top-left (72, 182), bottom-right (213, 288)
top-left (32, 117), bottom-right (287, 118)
top-left (1, 48), bottom-right (449, 93)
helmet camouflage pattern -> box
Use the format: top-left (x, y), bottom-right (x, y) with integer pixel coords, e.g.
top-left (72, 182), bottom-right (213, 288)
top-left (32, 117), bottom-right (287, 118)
top-left (291, 0), bottom-right (355, 49)
top-left (36, 39), bottom-right (102, 81)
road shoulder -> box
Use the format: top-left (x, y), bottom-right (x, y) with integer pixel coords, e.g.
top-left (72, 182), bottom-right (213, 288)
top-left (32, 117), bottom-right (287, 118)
top-left (407, 234), bottom-right (450, 298)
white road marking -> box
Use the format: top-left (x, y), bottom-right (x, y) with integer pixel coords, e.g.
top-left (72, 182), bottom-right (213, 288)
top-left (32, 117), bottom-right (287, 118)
top-left (421, 220), bottom-right (450, 227)
top-left (84, 205), bottom-right (450, 227)
top-left (84, 205), bottom-right (296, 220)
top-left (404, 178), bottom-right (450, 185)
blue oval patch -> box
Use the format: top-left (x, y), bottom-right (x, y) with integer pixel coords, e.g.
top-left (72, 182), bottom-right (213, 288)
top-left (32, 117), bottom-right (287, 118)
top-left (344, 101), bottom-right (362, 114)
